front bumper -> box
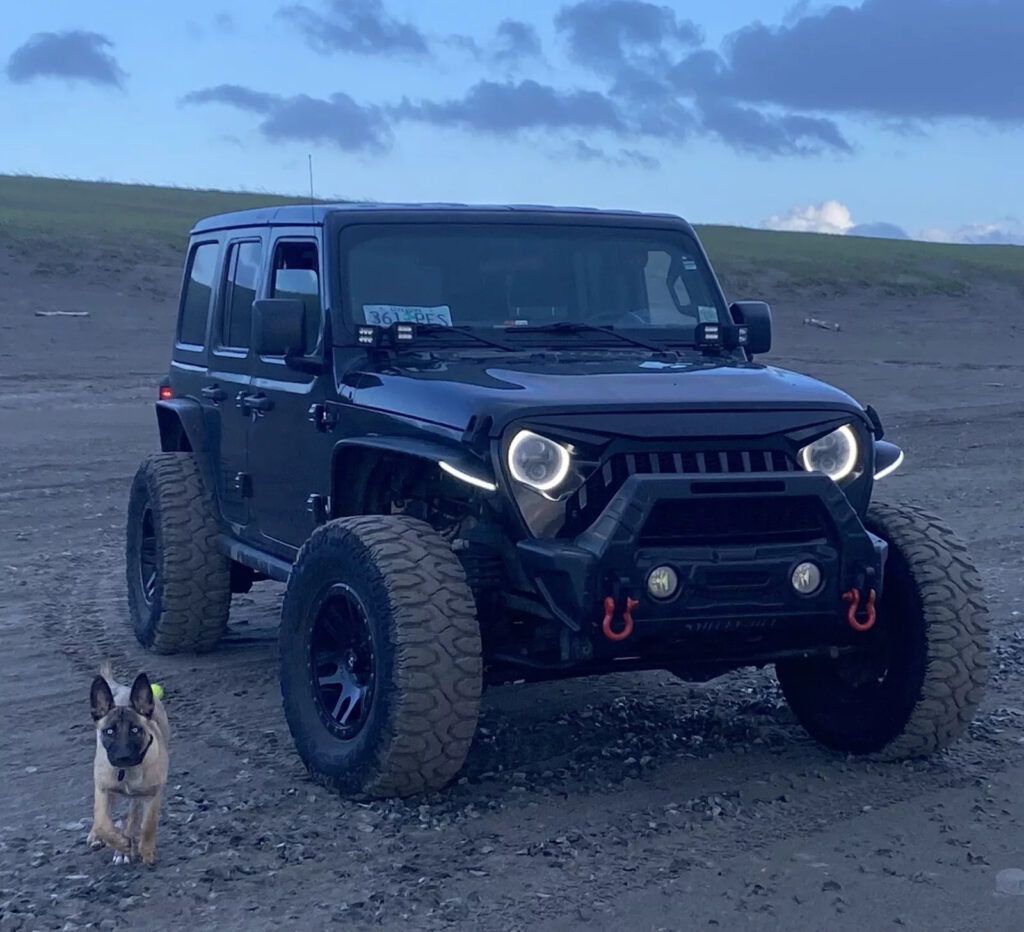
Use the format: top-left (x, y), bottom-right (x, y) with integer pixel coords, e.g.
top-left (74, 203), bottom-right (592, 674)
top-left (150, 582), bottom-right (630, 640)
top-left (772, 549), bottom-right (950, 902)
top-left (516, 472), bottom-right (887, 656)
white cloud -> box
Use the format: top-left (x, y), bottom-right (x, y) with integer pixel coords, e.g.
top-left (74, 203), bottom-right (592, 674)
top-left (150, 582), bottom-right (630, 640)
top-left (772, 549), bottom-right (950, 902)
top-left (763, 200), bottom-right (1024, 245)
top-left (762, 199), bottom-right (853, 235)
top-left (918, 221), bottom-right (1024, 246)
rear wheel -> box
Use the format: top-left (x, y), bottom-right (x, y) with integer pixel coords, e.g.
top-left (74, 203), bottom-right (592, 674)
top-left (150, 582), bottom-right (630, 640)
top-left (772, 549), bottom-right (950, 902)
top-left (125, 453), bottom-right (231, 654)
top-left (279, 515), bottom-right (482, 798)
top-left (776, 501), bottom-right (989, 759)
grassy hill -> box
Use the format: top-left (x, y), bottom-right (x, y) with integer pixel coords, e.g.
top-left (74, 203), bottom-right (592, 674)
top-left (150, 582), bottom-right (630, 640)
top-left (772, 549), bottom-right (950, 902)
top-left (1, 174), bottom-right (1020, 297)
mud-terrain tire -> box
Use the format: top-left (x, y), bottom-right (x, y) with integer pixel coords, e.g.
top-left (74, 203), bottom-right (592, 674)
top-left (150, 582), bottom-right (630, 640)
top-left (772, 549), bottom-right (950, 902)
top-left (777, 502), bottom-right (989, 759)
top-left (279, 515), bottom-right (482, 798)
top-left (126, 453), bottom-right (231, 654)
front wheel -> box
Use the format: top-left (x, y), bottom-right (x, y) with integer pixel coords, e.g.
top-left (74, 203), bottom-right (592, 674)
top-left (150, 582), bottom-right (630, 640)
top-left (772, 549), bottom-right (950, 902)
top-left (279, 515), bottom-right (482, 798)
top-left (776, 501), bottom-right (990, 759)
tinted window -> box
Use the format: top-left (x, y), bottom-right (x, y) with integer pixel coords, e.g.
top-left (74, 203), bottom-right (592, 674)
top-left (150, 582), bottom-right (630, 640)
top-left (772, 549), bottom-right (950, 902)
top-left (178, 242), bottom-right (219, 346)
top-left (342, 224), bottom-right (725, 337)
top-left (271, 241), bottom-right (321, 354)
top-left (220, 241), bottom-right (262, 349)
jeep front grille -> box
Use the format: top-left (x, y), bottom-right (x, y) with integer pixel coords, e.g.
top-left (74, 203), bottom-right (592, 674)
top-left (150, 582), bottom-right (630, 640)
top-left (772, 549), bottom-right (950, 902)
top-left (564, 447), bottom-right (800, 535)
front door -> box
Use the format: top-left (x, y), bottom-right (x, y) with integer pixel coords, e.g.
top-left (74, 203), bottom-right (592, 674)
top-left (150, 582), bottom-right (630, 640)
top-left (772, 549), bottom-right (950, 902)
top-left (246, 229), bottom-right (331, 554)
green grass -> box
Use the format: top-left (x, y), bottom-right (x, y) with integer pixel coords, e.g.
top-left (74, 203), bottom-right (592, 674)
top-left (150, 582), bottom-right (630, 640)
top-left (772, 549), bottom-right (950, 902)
top-left (1, 174), bottom-right (1020, 295)
top-left (0, 174), bottom-right (325, 246)
top-left (698, 224), bottom-right (1024, 296)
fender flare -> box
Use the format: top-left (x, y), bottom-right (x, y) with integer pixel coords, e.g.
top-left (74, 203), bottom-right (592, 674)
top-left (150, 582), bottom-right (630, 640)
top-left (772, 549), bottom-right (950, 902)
top-left (156, 399), bottom-right (218, 498)
top-left (331, 436), bottom-right (498, 514)
top-left (873, 440), bottom-right (904, 480)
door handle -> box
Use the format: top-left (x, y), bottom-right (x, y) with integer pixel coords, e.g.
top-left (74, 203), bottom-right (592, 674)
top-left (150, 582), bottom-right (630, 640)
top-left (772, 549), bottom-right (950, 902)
top-left (201, 385), bottom-right (227, 402)
top-left (240, 393), bottom-right (274, 413)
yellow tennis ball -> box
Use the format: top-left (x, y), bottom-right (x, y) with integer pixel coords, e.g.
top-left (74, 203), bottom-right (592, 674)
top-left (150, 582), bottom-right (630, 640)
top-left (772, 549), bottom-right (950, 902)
top-left (151, 683), bottom-right (164, 701)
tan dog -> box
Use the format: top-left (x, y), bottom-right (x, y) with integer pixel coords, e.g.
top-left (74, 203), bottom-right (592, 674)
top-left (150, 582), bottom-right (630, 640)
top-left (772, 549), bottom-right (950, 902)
top-left (87, 662), bottom-right (169, 865)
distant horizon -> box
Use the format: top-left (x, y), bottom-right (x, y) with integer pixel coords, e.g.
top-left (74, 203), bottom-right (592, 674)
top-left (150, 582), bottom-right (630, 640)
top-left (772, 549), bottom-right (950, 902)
top-left (3, 1), bottom-right (1023, 247)
top-left (5, 170), bottom-right (1021, 251)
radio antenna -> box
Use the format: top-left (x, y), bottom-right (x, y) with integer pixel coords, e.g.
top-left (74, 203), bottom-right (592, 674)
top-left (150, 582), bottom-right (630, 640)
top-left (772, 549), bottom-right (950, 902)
top-left (307, 153), bottom-right (315, 220)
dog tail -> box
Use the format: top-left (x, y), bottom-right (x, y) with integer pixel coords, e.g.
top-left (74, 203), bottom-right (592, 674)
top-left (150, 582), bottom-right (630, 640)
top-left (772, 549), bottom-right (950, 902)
top-left (98, 659), bottom-right (114, 682)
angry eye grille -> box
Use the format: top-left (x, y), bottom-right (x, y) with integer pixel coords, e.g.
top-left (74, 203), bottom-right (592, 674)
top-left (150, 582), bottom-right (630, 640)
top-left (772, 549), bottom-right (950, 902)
top-left (565, 447), bottom-right (799, 535)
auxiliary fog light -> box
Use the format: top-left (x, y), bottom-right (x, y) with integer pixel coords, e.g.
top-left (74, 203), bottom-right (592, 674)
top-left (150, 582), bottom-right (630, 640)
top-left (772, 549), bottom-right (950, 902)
top-left (647, 565), bottom-right (680, 600)
top-left (791, 561), bottom-right (823, 595)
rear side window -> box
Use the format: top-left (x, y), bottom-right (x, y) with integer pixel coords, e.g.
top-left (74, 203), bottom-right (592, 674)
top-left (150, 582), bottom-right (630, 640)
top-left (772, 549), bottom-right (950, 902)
top-left (220, 240), bottom-right (262, 349)
top-left (270, 241), bottom-right (322, 354)
top-left (178, 242), bottom-right (219, 346)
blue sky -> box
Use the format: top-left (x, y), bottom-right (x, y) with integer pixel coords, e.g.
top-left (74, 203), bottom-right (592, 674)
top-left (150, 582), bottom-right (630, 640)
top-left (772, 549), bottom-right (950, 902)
top-left (2, 0), bottom-right (1023, 243)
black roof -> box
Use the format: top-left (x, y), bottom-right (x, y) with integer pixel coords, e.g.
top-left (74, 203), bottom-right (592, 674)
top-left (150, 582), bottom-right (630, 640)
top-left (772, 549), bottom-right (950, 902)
top-left (189, 201), bottom-right (691, 235)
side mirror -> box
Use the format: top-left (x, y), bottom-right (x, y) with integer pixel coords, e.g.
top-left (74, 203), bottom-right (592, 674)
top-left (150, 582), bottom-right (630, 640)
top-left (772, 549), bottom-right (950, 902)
top-left (253, 298), bottom-right (305, 357)
top-left (729, 301), bottom-right (772, 355)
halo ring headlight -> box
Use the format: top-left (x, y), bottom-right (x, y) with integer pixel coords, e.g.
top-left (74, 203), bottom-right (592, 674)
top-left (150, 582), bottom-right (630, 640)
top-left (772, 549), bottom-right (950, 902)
top-left (508, 430), bottom-right (571, 492)
top-left (798, 424), bottom-right (859, 483)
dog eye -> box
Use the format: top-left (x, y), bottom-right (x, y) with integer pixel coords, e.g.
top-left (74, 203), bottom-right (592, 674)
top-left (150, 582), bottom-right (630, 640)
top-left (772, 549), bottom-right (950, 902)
top-left (130, 726), bottom-right (141, 735)
top-left (104, 727), bottom-right (115, 735)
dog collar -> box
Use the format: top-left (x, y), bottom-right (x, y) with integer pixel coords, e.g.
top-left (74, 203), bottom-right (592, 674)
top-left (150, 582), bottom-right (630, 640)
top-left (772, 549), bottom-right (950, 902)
top-left (117, 733), bottom-right (154, 782)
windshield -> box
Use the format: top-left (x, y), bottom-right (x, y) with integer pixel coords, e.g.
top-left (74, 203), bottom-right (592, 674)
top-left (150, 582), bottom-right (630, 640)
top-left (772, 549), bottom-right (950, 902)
top-left (341, 222), bottom-right (727, 341)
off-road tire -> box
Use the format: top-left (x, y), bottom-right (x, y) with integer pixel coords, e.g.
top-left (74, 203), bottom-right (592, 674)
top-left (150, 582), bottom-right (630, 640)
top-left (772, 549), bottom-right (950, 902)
top-left (279, 515), bottom-right (483, 798)
top-left (126, 453), bottom-right (231, 654)
top-left (777, 501), bottom-right (989, 759)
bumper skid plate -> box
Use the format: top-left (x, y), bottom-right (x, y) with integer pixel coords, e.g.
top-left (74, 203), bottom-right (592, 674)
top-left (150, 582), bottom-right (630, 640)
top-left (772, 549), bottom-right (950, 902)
top-left (517, 473), bottom-right (887, 646)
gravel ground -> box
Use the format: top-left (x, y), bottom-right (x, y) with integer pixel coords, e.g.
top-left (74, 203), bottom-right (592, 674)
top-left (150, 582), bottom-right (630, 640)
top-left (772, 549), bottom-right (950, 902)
top-left (1, 243), bottom-right (1023, 931)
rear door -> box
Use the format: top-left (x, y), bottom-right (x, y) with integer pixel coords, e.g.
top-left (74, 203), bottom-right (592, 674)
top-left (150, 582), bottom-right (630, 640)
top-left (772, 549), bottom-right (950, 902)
top-left (172, 238), bottom-right (251, 528)
top-left (204, 234), bottom-right (264, 529)
top-left (245, 228), bottom-right (331, 553)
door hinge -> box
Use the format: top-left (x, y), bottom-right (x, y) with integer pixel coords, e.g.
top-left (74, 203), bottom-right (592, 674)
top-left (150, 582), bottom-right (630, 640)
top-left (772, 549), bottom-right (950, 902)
top-left (307, 403), bottom-right (338, 433)
top-left (306, 493), bottom-right (329, 525)
top-left (234, 472), bottom-right (253, 499)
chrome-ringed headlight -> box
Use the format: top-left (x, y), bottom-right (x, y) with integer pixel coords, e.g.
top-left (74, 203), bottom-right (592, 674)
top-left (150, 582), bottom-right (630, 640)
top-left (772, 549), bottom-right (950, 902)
top-left (508, 430), bottom-right (571, 493)
top-left (798, 424), bottom-right (859, 483)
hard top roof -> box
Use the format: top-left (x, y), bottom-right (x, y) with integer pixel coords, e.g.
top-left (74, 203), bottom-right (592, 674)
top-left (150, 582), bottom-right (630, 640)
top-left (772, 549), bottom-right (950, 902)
top-left (189, 201), bottom-right (692, 235)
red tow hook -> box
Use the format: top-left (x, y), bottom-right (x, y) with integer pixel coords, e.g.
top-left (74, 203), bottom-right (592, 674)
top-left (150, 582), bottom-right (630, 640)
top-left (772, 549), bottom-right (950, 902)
top-left (601, 596), bottom-right (638, 642)
top-left (842, 587), bottom-right (877, 632)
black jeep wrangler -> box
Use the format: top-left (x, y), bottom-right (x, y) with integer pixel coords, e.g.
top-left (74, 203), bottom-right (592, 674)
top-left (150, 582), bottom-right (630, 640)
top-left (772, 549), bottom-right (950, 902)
top-left (127, 204), bottom-right (989, 798)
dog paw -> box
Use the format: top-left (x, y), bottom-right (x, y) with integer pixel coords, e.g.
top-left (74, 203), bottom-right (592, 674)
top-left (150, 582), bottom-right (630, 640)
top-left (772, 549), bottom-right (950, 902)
top-left (87, 831), bottom-right (103, 850)
top-left (113, 840), bottom-right (139, 866)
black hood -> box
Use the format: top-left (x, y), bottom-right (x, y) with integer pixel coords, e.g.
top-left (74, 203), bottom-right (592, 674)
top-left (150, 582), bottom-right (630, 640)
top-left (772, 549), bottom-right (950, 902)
top-left (344, 354), bottom-right (865, 435)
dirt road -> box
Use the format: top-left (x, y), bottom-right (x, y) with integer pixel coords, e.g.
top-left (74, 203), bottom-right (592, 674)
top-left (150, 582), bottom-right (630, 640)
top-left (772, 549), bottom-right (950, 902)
top-left (2, 245), bottom-right (1023, 931)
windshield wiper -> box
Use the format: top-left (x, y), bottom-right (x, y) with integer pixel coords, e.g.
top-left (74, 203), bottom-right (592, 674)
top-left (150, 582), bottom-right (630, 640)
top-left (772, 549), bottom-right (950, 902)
top-left (503, 321), bottom-right (674, 355)
top-left (407, 324), bottom-right (516, 352)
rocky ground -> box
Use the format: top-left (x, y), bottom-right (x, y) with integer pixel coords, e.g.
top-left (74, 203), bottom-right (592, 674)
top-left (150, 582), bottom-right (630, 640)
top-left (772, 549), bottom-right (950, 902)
top-left (1, 240), bottom-right (1023, 931)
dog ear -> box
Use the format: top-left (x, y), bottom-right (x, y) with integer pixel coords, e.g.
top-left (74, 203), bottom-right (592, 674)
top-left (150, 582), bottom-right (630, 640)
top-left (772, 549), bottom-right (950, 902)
top-left (90, 676), bottom-right (115, 721)
top-left (130, 673), bottom-right (155, 719)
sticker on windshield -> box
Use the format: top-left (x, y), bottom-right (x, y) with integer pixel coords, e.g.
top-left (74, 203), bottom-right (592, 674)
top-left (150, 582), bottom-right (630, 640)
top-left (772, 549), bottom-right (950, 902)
top-left (697, 305), bottom-right (718, 322)
top-left (363, 304), bottom-right (453, 327)
top-left (682, 259), bottom-right (698, 271)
